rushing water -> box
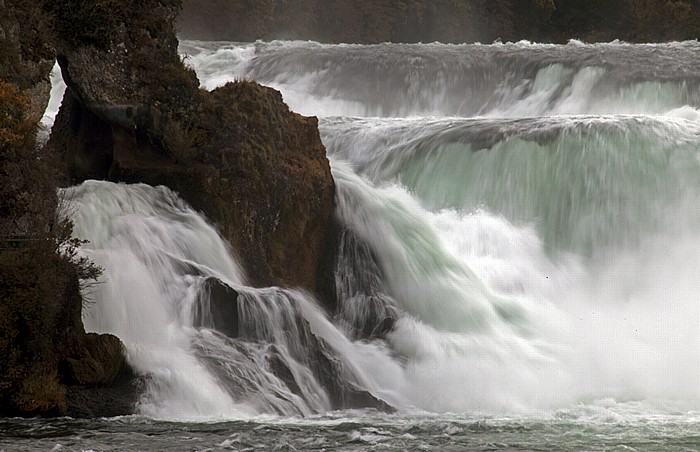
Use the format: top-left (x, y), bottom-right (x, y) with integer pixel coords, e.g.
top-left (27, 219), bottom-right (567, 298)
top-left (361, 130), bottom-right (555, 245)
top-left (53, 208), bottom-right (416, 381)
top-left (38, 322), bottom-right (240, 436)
top-left (6, 40), bottom-right (700, 450)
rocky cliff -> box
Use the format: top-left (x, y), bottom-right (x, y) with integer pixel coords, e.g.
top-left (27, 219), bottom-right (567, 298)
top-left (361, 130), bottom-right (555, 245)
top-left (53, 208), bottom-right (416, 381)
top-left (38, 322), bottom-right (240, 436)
top-left (46, 0), bottom-right (337, 300)
top-left (0, 0), bottom-right (136, 417)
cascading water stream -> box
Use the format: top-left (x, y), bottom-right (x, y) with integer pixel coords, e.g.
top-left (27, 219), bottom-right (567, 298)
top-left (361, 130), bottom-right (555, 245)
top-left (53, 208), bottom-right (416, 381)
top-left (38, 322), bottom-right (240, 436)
top-left (59, 39), bottom-right (700, 419)
top-left (329, 136), bottom-right (700, 413)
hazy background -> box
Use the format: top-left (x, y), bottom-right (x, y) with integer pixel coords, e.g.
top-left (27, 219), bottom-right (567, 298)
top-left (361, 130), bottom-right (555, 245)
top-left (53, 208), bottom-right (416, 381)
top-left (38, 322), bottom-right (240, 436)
top-left (177, 0), bottom-right (700, 44)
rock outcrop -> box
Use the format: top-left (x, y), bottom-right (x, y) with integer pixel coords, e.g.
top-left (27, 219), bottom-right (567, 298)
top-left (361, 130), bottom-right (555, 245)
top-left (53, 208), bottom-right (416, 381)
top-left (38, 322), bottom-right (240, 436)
top-left (47, 0), bottom-right (337, 306)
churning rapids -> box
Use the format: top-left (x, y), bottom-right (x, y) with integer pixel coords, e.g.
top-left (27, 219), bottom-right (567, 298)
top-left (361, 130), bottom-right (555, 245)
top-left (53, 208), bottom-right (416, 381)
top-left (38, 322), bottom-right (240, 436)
top-left (16, 39), bottom-right (700, 450)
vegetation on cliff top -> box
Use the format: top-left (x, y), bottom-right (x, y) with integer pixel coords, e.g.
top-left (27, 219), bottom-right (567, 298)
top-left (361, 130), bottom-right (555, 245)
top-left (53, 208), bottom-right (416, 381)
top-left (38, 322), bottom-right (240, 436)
top-left (178, 0), bottom-right (700, 43)
top-left (0, 0), bottom-right (54, 91)
top-left (44, 0), bottom-right (199, 116)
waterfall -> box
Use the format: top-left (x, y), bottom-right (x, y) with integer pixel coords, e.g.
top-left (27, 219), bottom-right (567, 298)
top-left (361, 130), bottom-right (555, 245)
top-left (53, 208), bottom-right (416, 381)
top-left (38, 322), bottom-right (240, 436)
top-left (59, 39), bottom-right (700, 419)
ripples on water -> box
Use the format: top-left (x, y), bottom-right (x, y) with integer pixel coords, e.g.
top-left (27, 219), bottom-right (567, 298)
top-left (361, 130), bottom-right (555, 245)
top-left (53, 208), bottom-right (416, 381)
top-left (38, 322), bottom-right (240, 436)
top-left (2, 408), bottom-right (700, 451)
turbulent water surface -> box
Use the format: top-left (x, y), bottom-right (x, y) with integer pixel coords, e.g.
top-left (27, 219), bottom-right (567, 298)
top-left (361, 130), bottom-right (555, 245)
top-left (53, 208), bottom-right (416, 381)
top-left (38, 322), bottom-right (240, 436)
top-left (6, 40), bottom-right (700, 450)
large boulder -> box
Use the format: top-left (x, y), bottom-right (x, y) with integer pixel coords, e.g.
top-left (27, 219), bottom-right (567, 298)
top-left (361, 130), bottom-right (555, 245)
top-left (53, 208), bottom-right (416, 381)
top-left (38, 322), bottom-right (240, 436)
top-left (64, 334), bottom-right (141, 418)
top-left (46, 0), bottom-right (337, 306)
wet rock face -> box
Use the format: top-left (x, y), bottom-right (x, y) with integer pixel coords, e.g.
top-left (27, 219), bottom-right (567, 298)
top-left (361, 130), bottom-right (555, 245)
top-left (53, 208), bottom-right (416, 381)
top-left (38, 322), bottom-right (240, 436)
top-left (193, 278), bottom-right (393, 413)
top-left (66, 366), bottom-right (142, 418)
top-left (47, 0), bottom-right (337, 306)
top-left (62, 333), bottom-right (140, 418)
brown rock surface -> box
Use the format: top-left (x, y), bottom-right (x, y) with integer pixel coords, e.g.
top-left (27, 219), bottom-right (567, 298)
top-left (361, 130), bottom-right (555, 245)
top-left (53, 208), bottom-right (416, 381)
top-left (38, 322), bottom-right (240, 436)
top-left (63, 333), bottom-right (126, 387)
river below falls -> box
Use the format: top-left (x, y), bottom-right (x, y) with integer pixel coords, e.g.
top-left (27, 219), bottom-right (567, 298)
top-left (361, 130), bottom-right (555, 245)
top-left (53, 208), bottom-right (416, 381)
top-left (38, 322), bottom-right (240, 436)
top-left (3, 408), bottom-right (700, 451)
top-left (17, 39), bottom-right (700, 450)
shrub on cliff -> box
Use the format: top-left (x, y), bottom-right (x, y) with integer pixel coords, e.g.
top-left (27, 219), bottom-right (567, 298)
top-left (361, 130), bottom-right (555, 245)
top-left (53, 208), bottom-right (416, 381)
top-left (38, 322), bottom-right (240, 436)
top-left (0, 240), bottom-right (79, 414)
top-left (0, 0), bottom-right (54, 91)
top-left (43, 0), bottom-right (123, 49)
top-left (0, 221), bottom-right (105, 415)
